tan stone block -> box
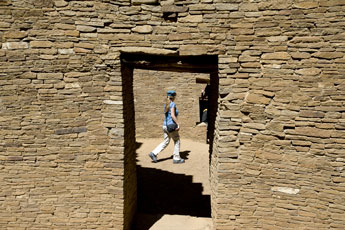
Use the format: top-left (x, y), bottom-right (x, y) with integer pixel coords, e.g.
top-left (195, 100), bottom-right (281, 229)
top-left (0, 22), bottom-right (11, 28)
top-left (246, 93), bottom-right (271, 105)
top-left (179, 15), bottom-right (203, 23)
top-left (295, 127), bottom-right (332, 138)
top-left (294, 1), bottom-right (318, 9)
top-left (2, 42), bottom-right (29, 49)
top-left (240, 3), bottom-right (258, 11)
top-left (4, 31), bottom-right (27, 39)
top-left (299, 110), bottom-right (325, 118)
top-left (74, 47), bottom-right (91, 53)
top-left (290, 52), bottom-right (311, 59)
top-left (312, 51), bottom-right (344, 59)
top-left (65, 30), bottom-right (80, 37)
top-left (131, 25), bottom-right (153, 34)
top-left (216, 3), bottom-right (239, 11)
top-left (55, 23), bottom-right (75, 30)
top-left (262, 52), bottom-right (290, 60)
top-left (295, 68), bottom-right (321, 76)
top-left (179, 45), bottom-right (209, 56)
top-left (30, 41), bottom-right (53, 48)
top-left (320, 0), bottom-right (345, 7)
top-left (168, 33), bottom-right (192, 41)
top-left (37, 73), bottom-right (63, 80)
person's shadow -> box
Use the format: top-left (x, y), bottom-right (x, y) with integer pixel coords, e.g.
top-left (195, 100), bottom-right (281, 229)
top-left (156, 150), bottom-right (190, 163)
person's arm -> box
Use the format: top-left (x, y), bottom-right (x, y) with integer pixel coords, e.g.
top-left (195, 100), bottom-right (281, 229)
top-left (170, 106), bottom-right (180, 131)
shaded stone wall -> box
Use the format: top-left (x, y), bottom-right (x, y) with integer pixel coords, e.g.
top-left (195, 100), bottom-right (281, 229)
top-left (0, 0), bottom-right (345, 229)
top-left (133, 69), bottom-right (208, 141)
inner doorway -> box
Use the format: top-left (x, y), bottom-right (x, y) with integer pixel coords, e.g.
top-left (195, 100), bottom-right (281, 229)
top-left (120, 52), bottom-right (218, 230)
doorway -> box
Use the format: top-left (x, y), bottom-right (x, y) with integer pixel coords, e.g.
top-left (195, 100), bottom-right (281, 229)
top-left (120, 52), bottom-right (218, 230)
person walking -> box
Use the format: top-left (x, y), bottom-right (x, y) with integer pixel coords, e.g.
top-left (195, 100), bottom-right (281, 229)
top-left (149, 90), bottom-right (185, 164)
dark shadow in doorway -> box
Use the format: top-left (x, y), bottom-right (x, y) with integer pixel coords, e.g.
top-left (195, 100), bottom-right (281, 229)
top-left (132, 166), bottom-right (211, 230)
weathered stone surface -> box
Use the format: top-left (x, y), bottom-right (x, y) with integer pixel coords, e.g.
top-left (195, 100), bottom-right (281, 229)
top-left (131, 25), bottom-right (153, 34)
top-left (56, 127), bottom-right (87, 135)
top-left (179, 15), bottom-right (203, 23)
top-left (312, 52), bottom-right (344, 59)
top-left (294, 127), bottom-right (332, 138)
top-left (1, 1), bottom-right (345, 230)
top-left (294, 1), bottom-right (318, 9)
top-left (246, 93), bottom-right (271, 105)
top-left (179, 45), bottom-right (208, 56)
top-left (2, 42), bottom-right (29, 49)
top-left (76, 25), bottom-right (96, 32)
top-left (4, 31), bottom-right (27, 39)
top-left (162, 5), bottom-right (188, 13)
top-left (54, 1), bottom-right (68, 7)
top-left (262, 52), bottom-right (291, 60)
top-left (30, 41), bottom-right (53, 48)
top-left (120, 47), bottom-right (177, 55)
top-left (295, 68), bottom-right (321, 76)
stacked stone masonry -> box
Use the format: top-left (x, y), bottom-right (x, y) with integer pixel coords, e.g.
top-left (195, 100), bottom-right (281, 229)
top-left (0, 0), bottom-right (345, 229)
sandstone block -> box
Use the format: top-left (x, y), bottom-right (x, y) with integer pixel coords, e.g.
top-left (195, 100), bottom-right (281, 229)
top-left (162, 5), bottom-right (188, 13)
top-left (168, 33), bottom-right (192, 41)
top-left (299, 110), bottom-right (325, 118)
top-left (30, 41), bottom-right (53, 48)
top-left (262, 52), bottom-right (290, 60)
top-left (179, 45), bottom-right (208, 56)
top-left (58, 48), bottom-right (74, 54)
top-left (215, 3), bottom-right (239, 11)
top-left (312, 52), bottom-right (344, 59)
top-left (37, 73), bottom-right (63, 80)
top-left (320, 0), bottom-right (345, 7)
top-left (240, 3), bottom-right (259, 12)
top-left (267, 36), bottom-right (288, 42)
top-left (295, 68), bottom-right (321, 76)
top-left (65, 30), bottom-right (79, 37)
top-left (54, 1), bottom-right (68, 7)
top-left (294, 1), bottom-right (318, 9)
top-left (132, 25), bottom-right (153, 34)
top-left (0, 22), bottom-right (10, 28)
top-left (76, 25), bottom-right (96, 32)
top-left (179, 15), bottom-right (203, 23)
top-left (2, 42), bottom-right (29, 49)
top-left (189, 4), bottom-right (215, 11)
top-left (246, 93), bottom-right (271, 105)
top-left (243, 123), bottom-right (266, 130)
top-left (290, 52), bottom-right (311, 59)
top-left (4, 31), bottom-right (27, 39)
top-left (294, 127), bottom-right (332, 138)
top-left (55, 23), bottom-right (75, 30)
top-left (120, 47), bottom-right (177, 55)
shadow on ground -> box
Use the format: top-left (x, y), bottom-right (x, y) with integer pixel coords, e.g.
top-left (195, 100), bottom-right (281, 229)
top-left (132, 165), bottom-right (211, 230)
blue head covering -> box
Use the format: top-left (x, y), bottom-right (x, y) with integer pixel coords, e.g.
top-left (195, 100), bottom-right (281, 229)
top-left (167, 90), bottom-right (176, 97)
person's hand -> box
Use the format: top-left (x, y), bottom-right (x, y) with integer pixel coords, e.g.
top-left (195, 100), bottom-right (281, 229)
top-left (176, 125), bottom-right (180, 131)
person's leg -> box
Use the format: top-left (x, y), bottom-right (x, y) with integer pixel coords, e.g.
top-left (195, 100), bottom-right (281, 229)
top-left (170, 131), bottom-right (184, 163)
top-left (151, 127), bottom-right (170, 156)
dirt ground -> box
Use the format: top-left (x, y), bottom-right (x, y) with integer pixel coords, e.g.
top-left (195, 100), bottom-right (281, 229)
top-left (133, 138), bottom-right (213, 230)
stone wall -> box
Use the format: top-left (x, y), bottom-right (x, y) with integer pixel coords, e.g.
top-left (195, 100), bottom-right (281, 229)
top-left (1, 0), bottom-right (345, 229)
top-left (134, 69), bottom-right (208, 141)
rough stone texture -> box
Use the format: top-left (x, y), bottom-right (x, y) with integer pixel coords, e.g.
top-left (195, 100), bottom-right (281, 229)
top-left (133, 69), bottom-right (208, 141)
top-left (0, 0), bottom-right (345, 230)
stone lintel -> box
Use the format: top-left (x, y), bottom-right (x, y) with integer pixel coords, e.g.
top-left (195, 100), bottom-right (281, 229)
top-left (119, 47), bottom-right (177, 56)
